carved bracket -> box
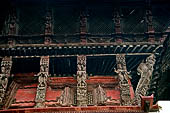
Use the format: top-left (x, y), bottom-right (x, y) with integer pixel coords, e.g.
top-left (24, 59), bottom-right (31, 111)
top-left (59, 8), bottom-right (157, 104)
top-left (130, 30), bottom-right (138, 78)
top-left (146, 9), bottom-right (155, 42)
top-left (133, 54), bottom-right (156, 105)
top-left (35, 56), bottom-right (49, 108)
top-left (115, 54), bottom-right (132, 105)
top-left (76, 55), bottom-right (87, 106)
top-left (44, 10), bottom-right (53, 45)
top-left (0, 57), bottom-right (12, 106)
top-left (113, 9), bottom-right (122, 43)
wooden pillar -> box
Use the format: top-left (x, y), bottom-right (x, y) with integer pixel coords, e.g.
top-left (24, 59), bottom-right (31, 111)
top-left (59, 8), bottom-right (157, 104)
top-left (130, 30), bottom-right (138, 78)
top-left (113, 9), bottom-right (122, 43)
top-left (35, 56), bottom-right (49, 108)
top-left (146, 8), bottom-right (155, 42)
top-left (7, 14), bottom-right (17, 46)
top-left (80, 9), bottom-right (88, 44)
top-left (44, 9), bottom-right (53, 45)
top-left (115, 54), bottom-right (133, 105)
top-left (76, 55), bottom-right (87, 106)
top-left (0, 57), bottom-right (12, 106)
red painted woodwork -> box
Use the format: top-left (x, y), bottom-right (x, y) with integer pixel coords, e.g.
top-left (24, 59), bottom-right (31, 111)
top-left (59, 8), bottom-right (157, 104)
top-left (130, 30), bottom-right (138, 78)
top-left (14, 73), bottom-right (36, 77)
top-left (45, 87), bottom-right (62, 101)
top-left (106, 90), bottom-right (120, 100)
top-left (49, 76), bottom-right (119, 85)
top-left (5, 76), bottom-right (158, 113)
top-left (15, 88), bottom-right (37, 102)
top-left (128, 79), bottom-right (135, 99)
top-left (0, 106), bottom-right (143, 113)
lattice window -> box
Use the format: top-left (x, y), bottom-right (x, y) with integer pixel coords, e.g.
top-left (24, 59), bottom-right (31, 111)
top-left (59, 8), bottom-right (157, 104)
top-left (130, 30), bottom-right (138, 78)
top-left (87, 92), bottom-right (93, 105)
top-left (88, 8), bottom-right (113, 34)
top-left (53, 7), bottom-right (79, 34)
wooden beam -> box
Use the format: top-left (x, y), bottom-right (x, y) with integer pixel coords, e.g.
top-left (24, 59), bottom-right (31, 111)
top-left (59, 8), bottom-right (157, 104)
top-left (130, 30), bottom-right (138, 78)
top-left (0, 53), bottom-right (157, 59)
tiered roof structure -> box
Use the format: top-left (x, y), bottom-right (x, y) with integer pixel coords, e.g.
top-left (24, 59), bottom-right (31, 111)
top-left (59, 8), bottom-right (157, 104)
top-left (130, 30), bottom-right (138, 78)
top-left (0, 0), bottom-right (170, 113)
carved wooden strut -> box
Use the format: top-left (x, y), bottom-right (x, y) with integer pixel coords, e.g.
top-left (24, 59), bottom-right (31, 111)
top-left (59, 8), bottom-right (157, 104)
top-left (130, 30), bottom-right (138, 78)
top-left (133, 54), bottom-right (156, 105)
top-left (7, 14), bottom-right (17, 46)
top-left (35, 56), bottom-right (49, 108)
top-left (0, 57), bottom-right (12, 106)
top-left (146, 9), bottom-right (155, 42)
top-left (44, 10), bottom-right (53, 45)
top-left (76, 55), bottom-right (87, 106)
top-left (115, 54), bottom-right (132, 106)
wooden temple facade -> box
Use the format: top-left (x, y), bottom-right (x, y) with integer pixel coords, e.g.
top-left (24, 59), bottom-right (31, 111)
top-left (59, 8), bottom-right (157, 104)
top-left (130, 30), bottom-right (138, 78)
top-left (0, 0), bottom-right (170, 113)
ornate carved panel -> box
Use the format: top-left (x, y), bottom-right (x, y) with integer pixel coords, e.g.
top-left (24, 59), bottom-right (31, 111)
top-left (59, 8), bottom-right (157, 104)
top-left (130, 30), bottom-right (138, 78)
top-left (115, 54), bottom-right (131, 105)
top-left (3, 81), bottom-right (19, 109)
top-left (57, 87), bottom-right (74, 106)
top-left (76, 55), bottom-right (87, 106)
top-left (0, 57), bottom-right (12, 106)
top-left (133, 54), bottom-right (156, 105)
top-left (93, 85), bottom-right (107, 105)
top-left (35, 56), bottom-right (49, 108)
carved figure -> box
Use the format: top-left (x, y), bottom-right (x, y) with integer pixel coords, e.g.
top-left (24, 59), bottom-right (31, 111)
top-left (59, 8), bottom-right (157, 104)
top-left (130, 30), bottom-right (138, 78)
top-left (8, 15), bottom-right (17, 35)
top-left (96, 85), bottom-right (107, 105)
top-left (45, 12), bottom-right (52, 35)
top-left (133, 54), bottom-right (156, 105)
top-left (115, 54), bottom-right (132, 106)
top-left (0, 58), bottom-right (12, 105)
top-left (58, 87), bottom-right (73, 106)
top-left (76, 56), bottom-right (87, 106)
top-left (35, 57), bottom-right (49, 108)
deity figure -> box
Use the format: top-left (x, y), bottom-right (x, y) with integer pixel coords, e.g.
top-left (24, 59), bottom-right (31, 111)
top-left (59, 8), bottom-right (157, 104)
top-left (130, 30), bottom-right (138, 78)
top-left (96, 85), bottom-right (107, 105)
top-left (133, 54), bottom-right (156, 105)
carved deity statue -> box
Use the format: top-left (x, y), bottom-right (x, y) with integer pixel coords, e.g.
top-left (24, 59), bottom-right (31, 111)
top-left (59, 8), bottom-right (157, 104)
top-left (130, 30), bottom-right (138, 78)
top-left (35, 56), bottom-right (49, 108)
top-left (8, 15), bottom-right (17, 35)
top-left (146, 10), bottom-right (153, 25)
top-left (133, 54), bottom-right (156, 105)
top-left (45, 12), bottom-right (52, 35)
top-left (0, 74), bottom-right (8, 103)
top-left (96, 85), bottom-right (107, 105)
top-left (0, 57), bottom-right (12, 105)
top-left (115, 54), bottom-right (132, 106)
top-left (76, 55), bottom-right (87, 106)
top-left (58, 87), bottom-right (73, 106)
